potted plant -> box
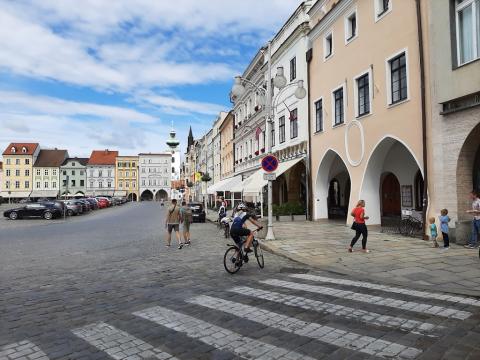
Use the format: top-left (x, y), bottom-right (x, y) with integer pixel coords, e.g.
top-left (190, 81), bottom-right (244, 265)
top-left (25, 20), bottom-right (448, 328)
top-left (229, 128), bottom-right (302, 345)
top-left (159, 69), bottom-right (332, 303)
top-left (186, 180), bottom-right (194, 188)
top-left (261, 148), bottom-right (266, 153)
top-left (254, 105), bottom-right (260, 112)
top-left (255, 150), bottom-right (259, 156)
top-left (201, 173), bottom-right (212, 182)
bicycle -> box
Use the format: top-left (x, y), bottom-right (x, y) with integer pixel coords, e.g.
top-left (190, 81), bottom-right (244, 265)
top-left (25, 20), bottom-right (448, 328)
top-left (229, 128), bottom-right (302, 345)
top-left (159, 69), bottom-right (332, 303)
top-left (223, 227), bottom-right (264, 274)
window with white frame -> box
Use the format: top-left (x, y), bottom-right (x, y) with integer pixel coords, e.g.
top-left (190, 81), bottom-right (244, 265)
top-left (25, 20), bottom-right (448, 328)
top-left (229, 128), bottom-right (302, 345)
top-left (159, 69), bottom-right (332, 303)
top-left (290, 108), bottom-right (298, 139)
top-left (388, 52), bottom-right (408, 104)
top-left (44, 169), bottom-right (48, 176)
top-left (324, 32), bottom-right (333, 59)
top-left (25, 181), bottom-right (29, 188)
top-left (36, 169), bottom-right (41, 176)
top-left (315, 99), bottom-right (323, 132)
top-left (290, 57), bottom-right (297, 81)
top-left (375, 0), bottom-right (392, 20)
top-left (333, 87), bottom-right (345, 126)
top-left (345, 10), bottom-right (358, 42)
top-left (279, 116), bottom-right (286, 143)
top-left (44, 181), bottom-right (48, 189)
top-left (16, 169), bottom-right (20, 176)
top-left (5, 181), bottom-right (10, 189)
top-left (15, 181), bottom-right (20, 189)
top-left (36, 182), bottom-right (40, 189)
top-left (25, 169), bottom-right (29, 177)
top-left (355, 72), bottom-right (371, 117)
top-left (455, 0), bottom-right (480, 65)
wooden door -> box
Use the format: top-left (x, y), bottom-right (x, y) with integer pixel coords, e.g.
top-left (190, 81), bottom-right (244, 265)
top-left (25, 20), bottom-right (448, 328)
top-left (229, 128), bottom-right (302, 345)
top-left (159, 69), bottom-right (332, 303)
top-left (382, 173), bottom-right (401, 216)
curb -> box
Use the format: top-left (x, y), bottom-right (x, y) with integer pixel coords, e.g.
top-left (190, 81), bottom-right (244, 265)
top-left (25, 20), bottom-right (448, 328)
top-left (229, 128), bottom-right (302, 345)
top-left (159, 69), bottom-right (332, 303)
top-left (259, 240), bottom-right (480, 298)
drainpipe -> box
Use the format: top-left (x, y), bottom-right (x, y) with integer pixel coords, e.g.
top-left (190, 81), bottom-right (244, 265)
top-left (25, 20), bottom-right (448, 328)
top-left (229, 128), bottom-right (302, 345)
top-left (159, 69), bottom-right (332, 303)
top-left (415, 0), bottom-right (429, 238)
top-left (306, 45), bottom-right (313, 221)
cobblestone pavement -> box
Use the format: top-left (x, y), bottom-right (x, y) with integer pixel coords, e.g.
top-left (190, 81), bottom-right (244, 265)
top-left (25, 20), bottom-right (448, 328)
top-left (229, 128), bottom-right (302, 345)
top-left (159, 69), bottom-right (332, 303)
top-left (2, 203), bottom-right (480, 359)
top-left (258, 221), bottom-right (480, 297)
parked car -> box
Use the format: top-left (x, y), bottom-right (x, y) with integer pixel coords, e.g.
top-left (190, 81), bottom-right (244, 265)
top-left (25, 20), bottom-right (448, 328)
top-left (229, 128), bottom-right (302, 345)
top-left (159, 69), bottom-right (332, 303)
top-left (84, 198), bottom-right (99, 210)
top-left (62, 200), bottom-right (82, 216)
top-left (96, 198), bottom-right (110, 209)
top-left (39, 200), bottom-right (65, 212)
top-left (96, 197), bottom-right (112, 207)
top-left (189, 202), bottom-right (206, 223)
top-left (77, 199), bottom-right (92, 212)
top-left (4, 203), bottom-right (62, 220)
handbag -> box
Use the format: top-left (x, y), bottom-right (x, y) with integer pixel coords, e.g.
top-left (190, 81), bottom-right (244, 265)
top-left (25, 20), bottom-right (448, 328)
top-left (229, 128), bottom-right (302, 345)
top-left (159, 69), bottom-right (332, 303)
top-left (351, 222), bottom-right (358, 231)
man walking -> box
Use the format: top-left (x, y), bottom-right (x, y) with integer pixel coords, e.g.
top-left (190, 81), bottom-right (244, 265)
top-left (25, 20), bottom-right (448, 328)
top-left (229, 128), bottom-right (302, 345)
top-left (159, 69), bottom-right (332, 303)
top-left (465, 190), bottom-right (480, 249)
top-left (165, 199), bottom-right (183, 249)
top-left (180, 201), bottom-right (193, 245)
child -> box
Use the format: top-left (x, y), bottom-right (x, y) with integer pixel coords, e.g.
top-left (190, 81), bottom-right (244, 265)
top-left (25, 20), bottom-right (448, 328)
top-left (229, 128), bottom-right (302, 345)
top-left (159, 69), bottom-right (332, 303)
top-left (439, 209), bottom-right (450, 250)
top-left (429, 217), bottom-right (439, 248)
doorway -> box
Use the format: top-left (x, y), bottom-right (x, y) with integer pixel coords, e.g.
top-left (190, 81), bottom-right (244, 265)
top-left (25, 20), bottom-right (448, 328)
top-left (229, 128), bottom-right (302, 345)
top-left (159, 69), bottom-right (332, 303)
top-left (381, 173), bottom-right (401, 216)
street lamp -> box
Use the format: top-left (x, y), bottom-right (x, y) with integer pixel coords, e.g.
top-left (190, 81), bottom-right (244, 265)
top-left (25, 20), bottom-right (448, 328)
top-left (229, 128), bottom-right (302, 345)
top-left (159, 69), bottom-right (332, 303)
top-left (231, 41), bottom-right (307, 241)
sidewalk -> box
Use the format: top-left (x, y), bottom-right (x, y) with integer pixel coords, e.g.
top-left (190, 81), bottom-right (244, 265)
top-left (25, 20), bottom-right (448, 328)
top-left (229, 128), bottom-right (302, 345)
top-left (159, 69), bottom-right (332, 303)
top-left (260, 221), bottom-right (480, 297)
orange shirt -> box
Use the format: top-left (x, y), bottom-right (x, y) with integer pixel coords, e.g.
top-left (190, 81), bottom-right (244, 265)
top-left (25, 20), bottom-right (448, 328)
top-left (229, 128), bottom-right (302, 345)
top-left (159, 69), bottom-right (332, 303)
top-left (352, 207), bottom-right (365, 224)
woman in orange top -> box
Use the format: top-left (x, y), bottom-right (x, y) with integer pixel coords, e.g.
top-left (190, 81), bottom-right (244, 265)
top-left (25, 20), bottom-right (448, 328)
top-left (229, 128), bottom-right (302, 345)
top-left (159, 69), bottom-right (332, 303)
top-left (348, 200), bottom-right (370, 253)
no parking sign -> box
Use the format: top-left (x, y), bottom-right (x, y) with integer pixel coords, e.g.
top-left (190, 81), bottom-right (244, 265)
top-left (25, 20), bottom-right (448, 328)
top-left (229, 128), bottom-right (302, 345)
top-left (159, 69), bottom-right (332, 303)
top-left (261, 155), bottom-right (279, 173)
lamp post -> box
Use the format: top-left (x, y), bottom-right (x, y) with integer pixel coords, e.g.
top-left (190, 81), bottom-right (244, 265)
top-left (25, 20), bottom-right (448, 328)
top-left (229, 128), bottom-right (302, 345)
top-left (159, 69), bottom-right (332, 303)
top-left (231, 41), bottom-right (306, 241)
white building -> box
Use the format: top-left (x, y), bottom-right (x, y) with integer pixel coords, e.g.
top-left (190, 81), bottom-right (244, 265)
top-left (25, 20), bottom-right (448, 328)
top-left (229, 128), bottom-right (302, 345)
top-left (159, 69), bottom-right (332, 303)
top-left (0, 162), bottom-right (3, 199)
top-left (139, 153), bottom-right (172, 201)
top-left (86, 150), bottom-right (118, 196)
top-left (212, 112), bottom-right (228, 184)
top-left (166, 127), bottom-right (182, 200)
top-left (32, 149), bottom-right (69, 199)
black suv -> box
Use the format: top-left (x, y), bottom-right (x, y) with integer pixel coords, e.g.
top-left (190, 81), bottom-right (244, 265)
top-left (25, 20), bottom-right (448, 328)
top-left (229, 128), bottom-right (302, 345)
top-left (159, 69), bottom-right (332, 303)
top-left (189, 202), bottom-right (206, 223)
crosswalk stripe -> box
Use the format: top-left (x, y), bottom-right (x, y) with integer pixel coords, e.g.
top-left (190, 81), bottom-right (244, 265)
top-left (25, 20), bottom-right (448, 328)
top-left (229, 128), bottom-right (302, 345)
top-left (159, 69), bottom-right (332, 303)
top-left (0, 340), bottom-right (49, 360)
top-left (188, 295), bottom-right (422, 359)
top-left (262, 279), bottom-right (472, 320)
top-left (72, 322), bottom-right (178, 360)
top-left (134, 306), bottom-right (317, 360)
top-left (290, 273), bottom-right (480, 307)
top-left (229, 286), bottom-right (442, 336)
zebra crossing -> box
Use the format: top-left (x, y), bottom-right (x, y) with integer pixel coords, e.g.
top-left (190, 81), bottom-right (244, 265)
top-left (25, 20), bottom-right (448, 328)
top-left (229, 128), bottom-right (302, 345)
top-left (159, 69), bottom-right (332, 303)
top-left (1, 272), bottom-right (478, 360)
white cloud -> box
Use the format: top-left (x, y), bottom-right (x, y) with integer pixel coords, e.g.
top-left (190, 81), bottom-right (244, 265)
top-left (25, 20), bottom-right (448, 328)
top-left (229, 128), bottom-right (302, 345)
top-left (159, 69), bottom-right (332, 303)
top-left (139, 94), bottom-right (227, 116)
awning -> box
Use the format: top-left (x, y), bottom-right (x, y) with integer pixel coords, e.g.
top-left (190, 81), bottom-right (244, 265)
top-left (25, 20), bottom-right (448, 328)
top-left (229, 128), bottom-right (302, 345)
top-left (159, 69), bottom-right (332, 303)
top-left (0, 191), bottom-right (31, 198)
top-left (86, 190), bottom-right (115, 196)
top-left (30, 190), bottom-right (59, 198)
top-left (207, 175), bottom-right (244, 194)
top-left (114, 191), bottom-right (127, 196)
top-left (243, 157), bottom-right (304, 195)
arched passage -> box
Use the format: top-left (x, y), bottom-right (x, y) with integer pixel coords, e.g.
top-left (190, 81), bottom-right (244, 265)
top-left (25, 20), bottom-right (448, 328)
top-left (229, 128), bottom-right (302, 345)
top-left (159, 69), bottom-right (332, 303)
top-left (127, 193), bottom-right (137, 202)
top-left (155, 189), bottom-right (168, 201)
top-left (314, 150), bottom-right (351, 220)
top-left (456, 123), bottom-right (480, 221)
top-left (141, 190), bottom-right (153, 201)
top-left (360, 137), bottom-right (422, 225)
top-left (287, 161), bottom-right (307, 206)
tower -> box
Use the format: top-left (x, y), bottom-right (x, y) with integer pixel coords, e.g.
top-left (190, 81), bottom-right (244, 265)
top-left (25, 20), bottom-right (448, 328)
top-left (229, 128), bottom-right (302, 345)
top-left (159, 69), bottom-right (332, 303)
top-left (166, 122), bottom-right (181, 186)
top-left (187, 126), bottom-right (194, 150)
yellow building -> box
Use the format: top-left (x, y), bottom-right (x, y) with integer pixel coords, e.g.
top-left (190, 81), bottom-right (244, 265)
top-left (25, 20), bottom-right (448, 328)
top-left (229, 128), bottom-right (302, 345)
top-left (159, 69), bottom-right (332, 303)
top-left (1, 143), bottom-right (40, 200)
top-left (115, 156), bottom-right (139, 201)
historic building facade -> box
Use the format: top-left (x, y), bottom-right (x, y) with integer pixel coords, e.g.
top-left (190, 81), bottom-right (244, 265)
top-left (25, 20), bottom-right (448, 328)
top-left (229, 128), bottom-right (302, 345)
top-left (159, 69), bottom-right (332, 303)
top-left (139, 153), bottom-right (171, 201)
top-left (308, 0), bottom-right (425, 226)
top-left (115, 156), bottom-right (139, 201)
top-left (60, 158), bottom-right (88, 196)
top-left (1, 143), bottom-right (40, 200)
top-left (32, 149), bottom-right (69, 199)
top-left (86, 150), bottom-right (118, 197)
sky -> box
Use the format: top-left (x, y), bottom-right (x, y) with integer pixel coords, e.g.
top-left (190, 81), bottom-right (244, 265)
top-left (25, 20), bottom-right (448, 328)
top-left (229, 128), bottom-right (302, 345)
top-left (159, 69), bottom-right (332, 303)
top-left (0, 0), bottom-right (300, 158)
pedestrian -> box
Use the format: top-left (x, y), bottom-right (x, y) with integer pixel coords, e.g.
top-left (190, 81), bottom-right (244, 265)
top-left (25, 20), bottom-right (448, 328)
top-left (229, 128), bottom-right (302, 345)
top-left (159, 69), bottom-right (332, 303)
top-left (165, 199), bottom-right (183, 249)
top-left (464, 190), bottom-right (480, 249)
top-left (439, 209), bottom-right (450, 250)
top-left (429, 217), bottom-right (439, 248)
top-left (348, 200), bottom-right (370, 253)
top-left (180, 201), bottom-right (193, 245)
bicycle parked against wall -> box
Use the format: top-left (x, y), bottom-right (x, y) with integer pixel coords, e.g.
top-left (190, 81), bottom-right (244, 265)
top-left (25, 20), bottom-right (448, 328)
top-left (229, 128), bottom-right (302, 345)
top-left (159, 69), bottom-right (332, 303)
top-left (223, 227), bottom-right (264, 274)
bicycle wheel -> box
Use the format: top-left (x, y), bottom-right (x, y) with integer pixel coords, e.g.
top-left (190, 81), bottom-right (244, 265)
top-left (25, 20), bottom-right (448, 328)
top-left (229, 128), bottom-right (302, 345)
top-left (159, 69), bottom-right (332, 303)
top-left (253, 240), bottom-right (264, 269)
top-left (224, 246), bottom-right (242, 274)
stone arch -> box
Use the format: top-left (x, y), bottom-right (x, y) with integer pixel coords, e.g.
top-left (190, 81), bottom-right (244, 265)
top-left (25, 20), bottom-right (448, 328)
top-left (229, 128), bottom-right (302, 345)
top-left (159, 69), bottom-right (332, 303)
top-left (127, 193), bottom-right (137, 202)
top-left (287, 160), bottom-right (307, 206)
top-left (314, 149), bottom-right (351, 220)
top-left (360, 136), bottom-right (422, 225)
top-left (141, 190), bottom-right (154, 201)
top-left (155, 189), bottom-right (169, 201)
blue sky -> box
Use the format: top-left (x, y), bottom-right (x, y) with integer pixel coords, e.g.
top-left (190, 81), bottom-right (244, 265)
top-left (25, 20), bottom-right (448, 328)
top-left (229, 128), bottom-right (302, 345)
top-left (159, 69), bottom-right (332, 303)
top-left (0, 0), bottom-right (300, 157)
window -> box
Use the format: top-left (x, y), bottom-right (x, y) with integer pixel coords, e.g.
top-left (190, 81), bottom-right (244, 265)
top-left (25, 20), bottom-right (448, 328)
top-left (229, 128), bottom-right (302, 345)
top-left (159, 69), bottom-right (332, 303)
top-left (119, 182), bottom-right (123, 189)
top-left (71, 180), bottom-right (76, 187)
top-left (6, 159), bottom-right (10, 165)
top-left (90, 181), bottom-right (94, 188)
top-left (290, 109), bottom-right (298, 139)
top-left (356, 73), bottom-right (371, 116)
top-left (90, 170), bottom-right (94, 177)
top-left (15, 181), bottom-right (20, 189)
top-left (37, 182), bottom-right (41, 189)
top-left (16, 159), bottom-right (20, 165)
top-left (389, 52), bottom-right (408, 104)
top-left (99, 182), bottom-right (103, 188)
top-left (172, 167), bottom-right (175, 173)
top-left (315, 99), bottom-right (323, 132)
top-left (324, 32), bottom-right (333, 59)
top-left (133, 171), bottom-right (136, 177)
top-left (72, 162), bottom-right (75, 166)
top-left (52, 182), bottom-right (57, 189)
top-left (142, 180), bottom-right (146, 186)
top-left (345, 10), bottom-right (357, 42)
top-left (99, 170), bottom-right (103, 177)
top-left (126, 171), bottom-right (129, 177)
top-left (63, 170), bottom-right (67, 175)
top-left (25, 170), bottom-right (30, 177)
top-left (333, 87), bottom-right (345, 125)
top-left (279, 116), bottom-right (286, 143)
top-left (375, 0), bottom-right (391, 19)
top-left (80, 170), bottom-right (84, 176)
top-left (36, 169), bottom-right (41, 176)
top-left (53, 169), bottom-right (57, 176)
top-left (132, 162), bottom-right (136, 167)
top-left (6, 170), bottom-right (10, 177)
top-left (44, 169), bottom-right (48, 176)
top-left (44, 181), bottom-right (49, 189)
top-left (22, 147), bottom-right (27, 153)
top-left (107, 182), bottom-right (112, 188)
top-left (108, 170), bottom-right (112, 177)
top-left (25, 159), bottom-right (30, 165)
top-left (456, 0), bottom-right (480, 65)
top-left (271, 127), bottom-right (275, 147)
top-left (71, 170), bottom-right (75, 176)
top-left (290, 57), bottom-right (296, 81)
top-left (25, 181), bottom-right (29, 188)
top-left (62, 180), bottom-right (66, 187)
top-left (11, 147), bottom-right (16, 154)
top-left (5, 181), bottom-right (10, 189)
top-left (80, 180), bottom-right (84, 187)
top-left (15, 170), bottom-right (20, 177)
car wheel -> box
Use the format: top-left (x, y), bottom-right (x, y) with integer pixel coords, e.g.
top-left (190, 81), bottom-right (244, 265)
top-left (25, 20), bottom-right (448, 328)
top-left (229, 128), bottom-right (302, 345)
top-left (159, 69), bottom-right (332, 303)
top-left (43, 211), bottom-right (53, 220)
top-left (9, 212), bottom-right (18, 220)
top-left (67, 209), bottom-right (74, 216)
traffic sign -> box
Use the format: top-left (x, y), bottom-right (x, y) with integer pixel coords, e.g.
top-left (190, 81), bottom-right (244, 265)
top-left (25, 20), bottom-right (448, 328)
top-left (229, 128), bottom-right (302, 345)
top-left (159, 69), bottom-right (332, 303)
top-left (261, 155), bottom-right (279, 173)
top-left (263, 173), bottom-right (276, 181)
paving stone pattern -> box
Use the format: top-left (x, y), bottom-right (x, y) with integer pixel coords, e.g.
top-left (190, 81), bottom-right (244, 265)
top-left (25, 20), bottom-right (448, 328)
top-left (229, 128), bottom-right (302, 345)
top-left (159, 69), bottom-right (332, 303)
top-left (2, 203), bottom-right (480, 359)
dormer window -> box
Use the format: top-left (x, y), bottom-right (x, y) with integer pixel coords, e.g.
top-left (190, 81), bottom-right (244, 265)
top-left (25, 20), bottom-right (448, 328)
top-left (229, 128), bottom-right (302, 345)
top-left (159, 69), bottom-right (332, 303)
top-left (11, 147), bottom-right (16, 153)
top-left (22, 147), bottom-right (27, 153)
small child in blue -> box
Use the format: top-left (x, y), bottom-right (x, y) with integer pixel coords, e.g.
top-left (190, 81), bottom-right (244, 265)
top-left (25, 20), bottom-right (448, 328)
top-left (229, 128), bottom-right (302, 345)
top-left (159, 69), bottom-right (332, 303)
top-left (439, 208), bottom-right (450, 250)
top-left (429, 217), bottom-right (439, 248)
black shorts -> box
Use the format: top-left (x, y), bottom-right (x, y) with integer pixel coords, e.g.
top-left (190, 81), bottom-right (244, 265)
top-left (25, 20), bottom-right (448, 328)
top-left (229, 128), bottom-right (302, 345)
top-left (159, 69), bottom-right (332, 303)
top-left (167, 224), bottom-right (180, 233)
top-left (230, 227), bottom-right (251, 246)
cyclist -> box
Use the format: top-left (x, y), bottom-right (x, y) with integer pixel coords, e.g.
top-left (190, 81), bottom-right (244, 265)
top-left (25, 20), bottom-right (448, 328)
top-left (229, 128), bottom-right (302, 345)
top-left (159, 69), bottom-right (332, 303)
top-left (218, 201), bottom-right (227, 223)
top-left (230, 203), bottom-right (263, 260)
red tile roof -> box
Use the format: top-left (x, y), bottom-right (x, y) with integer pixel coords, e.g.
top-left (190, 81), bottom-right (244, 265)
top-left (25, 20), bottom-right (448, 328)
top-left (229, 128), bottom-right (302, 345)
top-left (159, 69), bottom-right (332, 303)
top-left (34, 149), bottom-right (69, 167)
top-left (88, 150), bottom-right (119, 165)
top-left (3, 143), bottom-right (39, 156)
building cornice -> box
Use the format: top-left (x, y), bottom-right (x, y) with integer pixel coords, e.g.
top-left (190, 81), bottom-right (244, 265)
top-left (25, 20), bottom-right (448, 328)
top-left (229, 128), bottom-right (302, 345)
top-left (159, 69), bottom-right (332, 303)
top-left (309, 0), bottom-right (353, 43)
top-left (271, 22), bottom-right (311, 64)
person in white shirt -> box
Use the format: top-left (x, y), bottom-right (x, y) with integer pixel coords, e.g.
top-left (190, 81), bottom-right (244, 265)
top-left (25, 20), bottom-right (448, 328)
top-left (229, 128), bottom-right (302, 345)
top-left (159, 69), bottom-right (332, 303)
top-left (464, 190), bottom-right (480, 249)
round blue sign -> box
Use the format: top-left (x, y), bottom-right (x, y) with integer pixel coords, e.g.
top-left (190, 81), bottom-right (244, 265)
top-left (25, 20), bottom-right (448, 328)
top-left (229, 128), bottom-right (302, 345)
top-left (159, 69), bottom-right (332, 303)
top-left (261, 155), bottom-right (279, 173)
